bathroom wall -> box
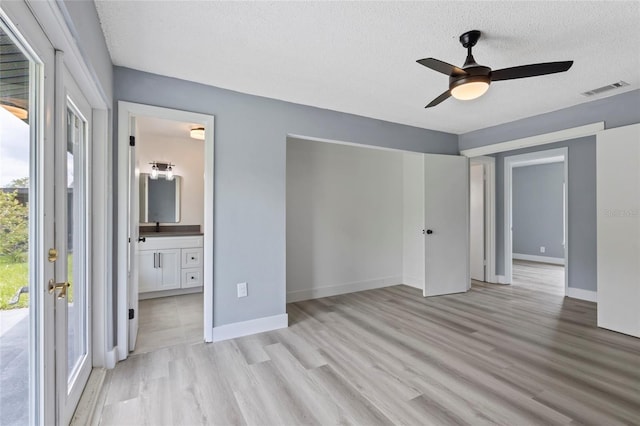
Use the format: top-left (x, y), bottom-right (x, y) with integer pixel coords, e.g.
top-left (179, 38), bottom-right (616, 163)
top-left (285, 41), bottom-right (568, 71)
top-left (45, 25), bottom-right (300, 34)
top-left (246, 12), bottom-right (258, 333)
top-left (137, 128), bottom-right (204, 228)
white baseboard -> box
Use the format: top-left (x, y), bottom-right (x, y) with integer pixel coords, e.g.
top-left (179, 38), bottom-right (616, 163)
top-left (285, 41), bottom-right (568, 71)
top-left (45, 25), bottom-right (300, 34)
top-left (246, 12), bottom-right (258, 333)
top-left (106, 346), bottom-right (118, 368)
top-left (513, 253), bottom-right (565, 265)
top-left (495, 275), bottom-right (510, 285)
top-left (212, 313), bottom-right (288, 342)
top-left (402, 275), bottom-right (423, 290)
top-left (286, 276), bottom-right (402, 303)
top-left (567, 287), bottom-right (597, 302)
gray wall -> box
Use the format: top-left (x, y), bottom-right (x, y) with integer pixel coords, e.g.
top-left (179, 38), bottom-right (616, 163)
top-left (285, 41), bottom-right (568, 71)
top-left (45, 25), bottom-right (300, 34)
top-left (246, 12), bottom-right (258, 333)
top-left (462, 89), bottom-right (640, 292)
top-left (494, 139), bottom-right (596, 291)
top-left (512, 163), bottom-right (564, 258)
top-left (459, 89), bottom-right (640, 151)
top-left (286, 139), bottom-right (403, 300)
top-left (59, 0), bottom-right (113, 103)
top-left (114, 66), bottom-right (458, 327)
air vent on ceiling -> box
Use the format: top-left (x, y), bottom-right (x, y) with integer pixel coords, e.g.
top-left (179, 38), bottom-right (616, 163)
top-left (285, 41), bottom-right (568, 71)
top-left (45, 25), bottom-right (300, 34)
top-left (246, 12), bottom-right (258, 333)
top-left (581, 81), bottom-right (629, 97)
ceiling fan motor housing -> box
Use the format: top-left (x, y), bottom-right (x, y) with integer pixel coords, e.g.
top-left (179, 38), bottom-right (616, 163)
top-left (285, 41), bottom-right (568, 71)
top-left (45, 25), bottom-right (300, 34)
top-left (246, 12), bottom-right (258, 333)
top-left (449, 66), bottom-right (491, 91)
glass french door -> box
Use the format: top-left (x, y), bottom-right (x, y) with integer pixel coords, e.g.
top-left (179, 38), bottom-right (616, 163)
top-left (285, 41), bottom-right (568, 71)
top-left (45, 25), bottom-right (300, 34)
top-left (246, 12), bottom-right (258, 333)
top-left (55, 65), bottom-right (92, 425)
top-left (0, 5), bottom-right (91, 425)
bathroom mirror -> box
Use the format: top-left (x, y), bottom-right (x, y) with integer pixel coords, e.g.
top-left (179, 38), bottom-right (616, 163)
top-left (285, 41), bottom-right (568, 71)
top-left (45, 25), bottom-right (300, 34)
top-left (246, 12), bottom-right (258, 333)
top-left (139, 173), bottom-right (182, 223)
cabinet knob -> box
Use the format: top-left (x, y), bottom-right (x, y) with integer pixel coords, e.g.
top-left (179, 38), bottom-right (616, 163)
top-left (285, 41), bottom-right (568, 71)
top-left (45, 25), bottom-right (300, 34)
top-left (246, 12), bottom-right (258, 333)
top-left (191, 257), bottom-right (195, 260)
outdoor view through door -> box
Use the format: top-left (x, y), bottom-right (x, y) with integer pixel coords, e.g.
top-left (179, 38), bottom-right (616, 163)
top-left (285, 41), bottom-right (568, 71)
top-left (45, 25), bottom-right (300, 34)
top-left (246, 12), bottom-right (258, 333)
top-left (0, 16), bottom-right (93, 424)
top-left (0, 23), bottom-right (33, 426)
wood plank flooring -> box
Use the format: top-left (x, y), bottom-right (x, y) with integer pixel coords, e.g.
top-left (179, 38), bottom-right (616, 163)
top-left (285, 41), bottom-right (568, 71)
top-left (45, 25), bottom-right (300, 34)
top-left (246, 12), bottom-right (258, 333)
top-left (133, 293), bottom-right (203, 355)
top-left (97, 263), bottom-right (640, 425)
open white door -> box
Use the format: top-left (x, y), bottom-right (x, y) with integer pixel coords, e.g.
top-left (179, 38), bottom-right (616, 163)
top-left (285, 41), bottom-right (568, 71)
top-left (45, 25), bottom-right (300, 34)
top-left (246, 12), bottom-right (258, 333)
top-left (424, 154), bottom-right (470, 296)
top-left (469, 163), bottom-right (485, 281)
top-left (127, 116), bottom-right (140, 351)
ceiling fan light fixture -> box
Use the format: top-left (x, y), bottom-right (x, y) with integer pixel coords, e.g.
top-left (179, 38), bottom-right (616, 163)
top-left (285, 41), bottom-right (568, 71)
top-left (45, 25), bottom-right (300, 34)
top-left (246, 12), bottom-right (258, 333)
top-left (450, 77), bottom-right (490, 101)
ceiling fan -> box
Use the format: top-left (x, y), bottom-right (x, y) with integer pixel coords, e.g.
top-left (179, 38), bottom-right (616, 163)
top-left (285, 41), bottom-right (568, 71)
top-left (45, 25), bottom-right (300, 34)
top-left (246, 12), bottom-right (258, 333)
top-left (417, 30), bottom-right (573, 108)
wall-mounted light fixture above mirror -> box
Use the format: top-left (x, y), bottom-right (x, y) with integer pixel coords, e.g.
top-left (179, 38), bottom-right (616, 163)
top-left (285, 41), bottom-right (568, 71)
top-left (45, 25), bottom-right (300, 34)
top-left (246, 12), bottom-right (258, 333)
top-left (149, 161), bottom-right (175, 181)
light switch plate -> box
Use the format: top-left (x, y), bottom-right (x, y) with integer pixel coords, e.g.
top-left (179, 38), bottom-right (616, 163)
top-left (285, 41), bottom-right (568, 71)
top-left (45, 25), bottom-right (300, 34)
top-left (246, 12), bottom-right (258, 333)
top-left (237, 282), bottom-right (248, 298)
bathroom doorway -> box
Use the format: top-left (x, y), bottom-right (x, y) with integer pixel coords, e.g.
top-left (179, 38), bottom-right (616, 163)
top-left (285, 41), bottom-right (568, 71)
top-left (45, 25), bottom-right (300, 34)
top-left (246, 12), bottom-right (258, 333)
top-left (132, 116), bottom-right (206, 354)
top-left (116, 102), bottom-right (214, 361)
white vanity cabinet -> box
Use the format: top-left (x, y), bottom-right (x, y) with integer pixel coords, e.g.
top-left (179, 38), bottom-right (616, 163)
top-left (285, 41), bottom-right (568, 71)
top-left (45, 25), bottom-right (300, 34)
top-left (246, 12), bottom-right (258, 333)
top-left (138, 248), bottom-right (181, 292)
top-left (138, 236), bottom-right (204, 295)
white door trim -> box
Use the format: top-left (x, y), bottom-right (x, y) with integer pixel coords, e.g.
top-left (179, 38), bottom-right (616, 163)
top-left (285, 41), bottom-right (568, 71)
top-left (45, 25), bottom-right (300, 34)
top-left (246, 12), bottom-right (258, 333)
top-left (469, 156), bottom-right (496, 283)
top-left (504, 147), bottom-right (569, 294)
top-left (460, 122), bottom-right (604, 157)
top-left (117, 102), bottom-right (215, 360)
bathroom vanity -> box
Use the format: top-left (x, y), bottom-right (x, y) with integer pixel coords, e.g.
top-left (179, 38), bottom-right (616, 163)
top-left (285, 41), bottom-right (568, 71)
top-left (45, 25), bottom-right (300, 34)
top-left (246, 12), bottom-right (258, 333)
top-left (137, 233), bottom-right (203, 298)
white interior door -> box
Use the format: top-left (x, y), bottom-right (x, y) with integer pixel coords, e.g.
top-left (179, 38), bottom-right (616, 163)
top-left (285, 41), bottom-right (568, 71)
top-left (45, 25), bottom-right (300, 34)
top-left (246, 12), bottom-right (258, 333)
top-left (128, 116), bottom-right (140, 351)
top-left (470, 163), bottom-right (485, 281)
top-left (54, 60), bottom-right (93, 426)
top-left (596, 123), bottom-right (640, 338)
top-left (424, 154), bottom-right (470, 296)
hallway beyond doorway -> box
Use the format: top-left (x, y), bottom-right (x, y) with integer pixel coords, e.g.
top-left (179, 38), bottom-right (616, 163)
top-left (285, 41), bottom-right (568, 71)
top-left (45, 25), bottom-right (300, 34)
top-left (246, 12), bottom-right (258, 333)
top-left (512, 259), bottom-right (564, 296)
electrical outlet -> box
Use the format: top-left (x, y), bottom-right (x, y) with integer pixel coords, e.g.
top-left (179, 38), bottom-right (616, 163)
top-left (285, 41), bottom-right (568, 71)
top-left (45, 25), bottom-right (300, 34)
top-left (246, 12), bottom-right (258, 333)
top-left (237, 282), bottom-right (248, 298)
top-left (540, 246), bottom-right (546, 254)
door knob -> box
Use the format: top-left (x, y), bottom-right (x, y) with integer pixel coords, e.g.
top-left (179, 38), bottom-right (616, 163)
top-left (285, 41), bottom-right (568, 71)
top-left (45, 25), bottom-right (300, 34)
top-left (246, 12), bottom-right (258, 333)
top-left (426, 229), bottom-right (433, 235)
top-left (48, 248), bottom-right (58, 263)
top-left (48, 279), bottom-right (70, 299)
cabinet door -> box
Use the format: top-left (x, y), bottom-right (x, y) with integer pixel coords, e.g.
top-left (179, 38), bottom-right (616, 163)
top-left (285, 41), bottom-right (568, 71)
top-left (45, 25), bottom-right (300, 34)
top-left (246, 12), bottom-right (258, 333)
top-left (158, 249), bottom-right (181, 290)
top-left (182, 247), bottom-right (203, 268)
top-left (138, 250), bottom-right (159, 292)
top-left (182, 268), bottom-right (203, 289)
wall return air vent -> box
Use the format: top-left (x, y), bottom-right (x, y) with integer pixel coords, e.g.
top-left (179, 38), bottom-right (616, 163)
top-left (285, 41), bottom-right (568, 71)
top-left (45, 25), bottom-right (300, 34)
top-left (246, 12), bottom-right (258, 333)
top-left (581, 81), bottom-right (629, 97)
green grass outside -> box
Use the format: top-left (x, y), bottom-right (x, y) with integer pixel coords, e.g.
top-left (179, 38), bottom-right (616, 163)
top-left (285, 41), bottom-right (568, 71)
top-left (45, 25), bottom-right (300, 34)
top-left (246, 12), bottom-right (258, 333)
top-left (0, 254), bottom-right (74, 310)
top-left (0, 256), bottom-right (29, 309)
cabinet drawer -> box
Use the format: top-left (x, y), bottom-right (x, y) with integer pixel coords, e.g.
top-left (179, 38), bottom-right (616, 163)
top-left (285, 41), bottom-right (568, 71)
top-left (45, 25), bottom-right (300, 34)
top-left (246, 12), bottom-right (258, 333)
top-left (182, 248), bottom-right (203, 268)
top-left (182, 268), bottom-right (202, 288)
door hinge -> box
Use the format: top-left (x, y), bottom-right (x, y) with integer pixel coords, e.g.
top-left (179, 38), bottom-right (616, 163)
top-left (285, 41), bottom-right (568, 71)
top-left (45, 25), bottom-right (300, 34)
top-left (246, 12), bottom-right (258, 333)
top-left (129, 308), bottom-right (135, 320)
top-left (129, 136), bottom-right (135, 147)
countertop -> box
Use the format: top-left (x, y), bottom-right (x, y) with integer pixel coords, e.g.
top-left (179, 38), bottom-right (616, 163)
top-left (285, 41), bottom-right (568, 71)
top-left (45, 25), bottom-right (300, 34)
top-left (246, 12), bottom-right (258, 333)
top-left (140, 232), bottom-right (203, 238)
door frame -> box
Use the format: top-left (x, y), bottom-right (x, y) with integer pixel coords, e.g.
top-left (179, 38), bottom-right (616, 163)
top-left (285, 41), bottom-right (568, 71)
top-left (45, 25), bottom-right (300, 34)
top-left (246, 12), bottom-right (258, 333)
top-left (117, 101), bottom-right (215, 360)
top-left (24, 0), bottom-right (112, 370)
top-left (504, 148), bottom-right (568, 293)
top-left (469, 156), bottom-right (496, 284)
top-left (462, 123), bottom-right (604, 287)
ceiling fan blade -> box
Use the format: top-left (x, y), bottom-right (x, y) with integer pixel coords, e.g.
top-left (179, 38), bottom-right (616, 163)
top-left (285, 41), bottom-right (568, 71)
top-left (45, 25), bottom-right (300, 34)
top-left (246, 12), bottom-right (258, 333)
top-left (491, 61), bottom-right (573, 81)
top-left (417, 58), bottom-right (467, 76)
top-left (425, 90), bottom-right (451, 108)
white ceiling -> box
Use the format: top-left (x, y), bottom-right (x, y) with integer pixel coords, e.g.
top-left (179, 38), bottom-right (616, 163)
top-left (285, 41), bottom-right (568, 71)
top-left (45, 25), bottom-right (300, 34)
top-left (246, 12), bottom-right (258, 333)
top-left (95, 1), bottom-right (640, 134)
top-left (136, 115), bottom-right (201, 140)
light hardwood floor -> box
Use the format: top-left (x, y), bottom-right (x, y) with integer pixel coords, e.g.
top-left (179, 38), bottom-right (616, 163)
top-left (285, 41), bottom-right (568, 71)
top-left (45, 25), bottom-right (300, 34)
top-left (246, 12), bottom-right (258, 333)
top-left (133, 293), bottom-right (203, 355)
top-left (512, 259), bottom-right (565, 295)
top-left (97, 265), bottom-right (640, 425)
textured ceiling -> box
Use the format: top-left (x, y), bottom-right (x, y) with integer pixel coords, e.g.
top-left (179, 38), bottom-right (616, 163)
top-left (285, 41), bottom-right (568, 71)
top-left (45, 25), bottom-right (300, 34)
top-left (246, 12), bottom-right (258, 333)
top-left (95, 1), bottom-right (640, 134)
